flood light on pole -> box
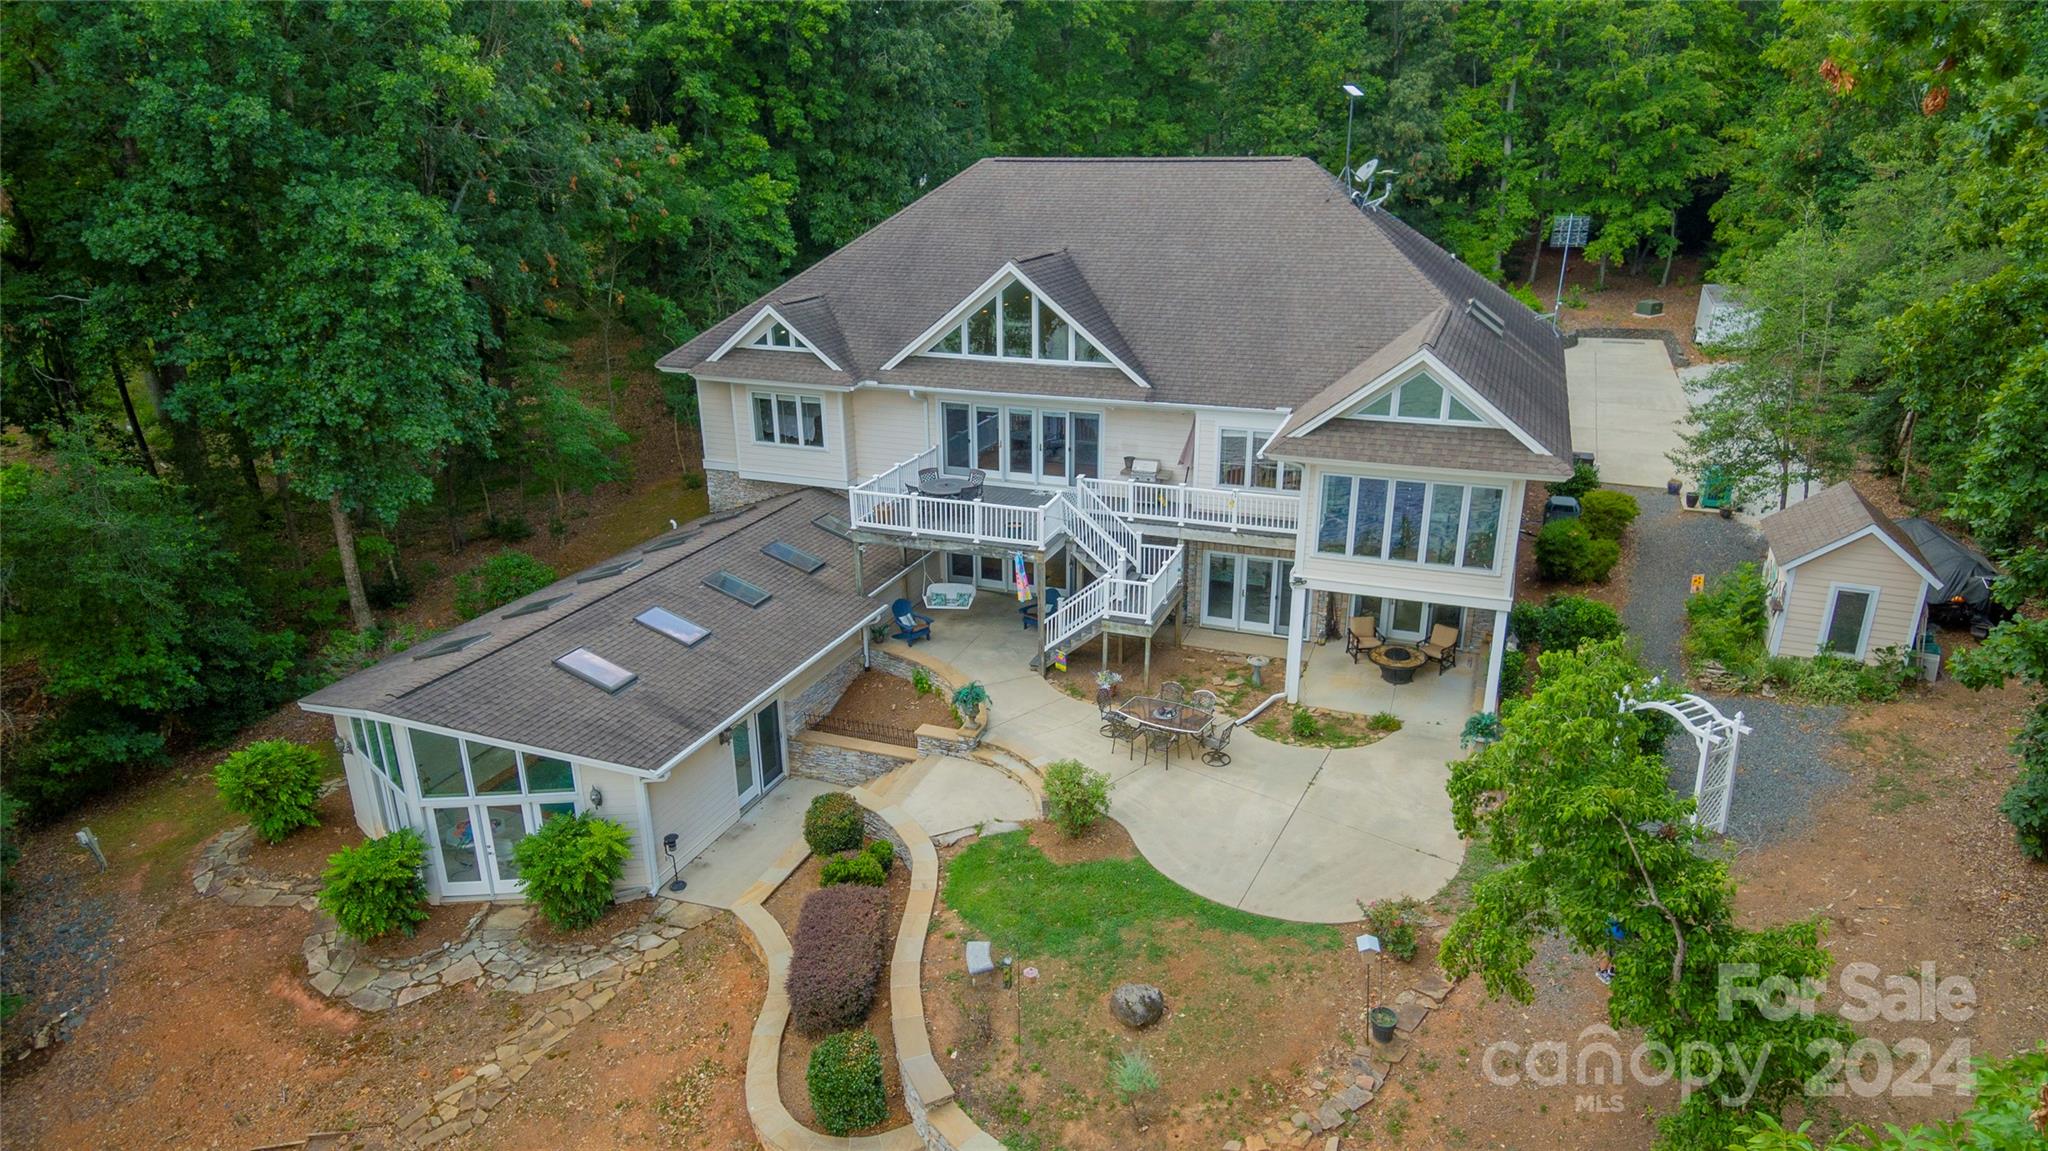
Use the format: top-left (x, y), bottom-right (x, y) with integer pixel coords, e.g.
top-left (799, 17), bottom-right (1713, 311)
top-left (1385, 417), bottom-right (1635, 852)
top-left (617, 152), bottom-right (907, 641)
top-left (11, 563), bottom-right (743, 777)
top-left (1341, 82), bottom-right (1365, 180)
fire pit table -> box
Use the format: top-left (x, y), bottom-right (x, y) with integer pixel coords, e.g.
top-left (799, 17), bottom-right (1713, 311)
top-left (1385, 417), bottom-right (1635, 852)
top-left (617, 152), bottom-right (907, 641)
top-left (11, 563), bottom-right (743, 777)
top-left (1370, 645), bottom-right (1427, 685)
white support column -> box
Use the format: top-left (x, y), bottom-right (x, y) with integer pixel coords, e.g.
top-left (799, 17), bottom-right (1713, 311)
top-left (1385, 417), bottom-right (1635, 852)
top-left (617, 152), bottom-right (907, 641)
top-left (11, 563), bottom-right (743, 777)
top-left (1483, 607), bottom-right (1510, 713)
top-left (1283, 585), bottom-right (1311, 702)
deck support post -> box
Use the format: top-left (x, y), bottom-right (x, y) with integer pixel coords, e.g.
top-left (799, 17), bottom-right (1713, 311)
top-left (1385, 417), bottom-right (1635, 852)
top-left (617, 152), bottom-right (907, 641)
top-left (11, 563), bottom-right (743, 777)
top-left (1143, 635), bottom-right (1153, 689)
top-left (1283, 584), bottom-right (1310, 702)
top-left (1483, 607), bottom-right (1510, 713)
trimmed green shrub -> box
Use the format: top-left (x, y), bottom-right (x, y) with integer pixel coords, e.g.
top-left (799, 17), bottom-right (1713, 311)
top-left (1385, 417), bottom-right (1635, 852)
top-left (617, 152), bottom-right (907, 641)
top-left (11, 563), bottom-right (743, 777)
top-left (1578, 489), bottom-right (1640, 541)
top-left (807, 1029), bottom-right (887, 1135)
top-left (1533, 519), bottom-right (1620, 583)
top-left (1547, 459), bottom-right (1600, 500)
top-left (804, 792), bottom-right (864, 856)
top-left (863, 837), bottom-right (894, 874)
top-left (214, 740), bottom-right (325, 843)
top-left (453, 550), bottom-right (558, 620)
top-left (1290, 708), bottom-right (1322, 739)
top-left (1042, 759), bottom-right (1111, 837)
top-left (1534, 595), bottom-right (1624, 653)
top-left (820, 849), bottom-right (885, 887)
top-left (1498, 649), bottom-right (1529, 698)
top-left (1508, 600), bottom-right (1545, 646)
top-left (319, 829), bottom-right (430, 942)
top-left (511, 812), bottom-right (632, 930)
top-left (1360, 896), bottom-right (1423, 961)
top-left (1367, 711), bottom-right (1403, 733)
top-left (787, 886), bottom-right (890, 1036)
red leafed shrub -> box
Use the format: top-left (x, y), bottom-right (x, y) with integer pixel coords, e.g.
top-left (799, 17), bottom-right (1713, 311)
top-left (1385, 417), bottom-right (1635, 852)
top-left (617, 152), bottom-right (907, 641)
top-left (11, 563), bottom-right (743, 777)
top-left (787, 886), bottom-right (891, 1037)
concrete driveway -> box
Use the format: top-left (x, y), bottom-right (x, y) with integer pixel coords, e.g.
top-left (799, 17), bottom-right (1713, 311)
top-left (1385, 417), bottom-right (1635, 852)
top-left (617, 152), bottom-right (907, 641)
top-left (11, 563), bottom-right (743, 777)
top-left (911, 605), bottom-right (1468, 923)
top-left (1565, 337), bottom-right (1690, 488)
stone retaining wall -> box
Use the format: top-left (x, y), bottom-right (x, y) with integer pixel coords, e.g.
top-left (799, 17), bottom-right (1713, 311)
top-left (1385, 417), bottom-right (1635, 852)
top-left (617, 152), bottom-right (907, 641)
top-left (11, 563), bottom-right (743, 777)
top-left (705, 468), bottom-right (805, 512)
top-left (784, 651), bottom-right (862, 739)
top-left (787, 731), bottom-right (914, 787)
top-left (913, 723), bottom-right (981, 758)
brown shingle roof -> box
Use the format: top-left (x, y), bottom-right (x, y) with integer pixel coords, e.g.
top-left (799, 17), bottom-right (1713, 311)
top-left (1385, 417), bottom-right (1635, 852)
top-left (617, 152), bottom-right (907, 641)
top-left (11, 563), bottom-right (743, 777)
top-left (1761, 483), bottom-right (1936, 578)
top-left (1285, 421), bottom-right (1573, 479)
top-left (660, 158), bottom-right (1569, 455)
top-left (300, 490), bottom-right (886, 773)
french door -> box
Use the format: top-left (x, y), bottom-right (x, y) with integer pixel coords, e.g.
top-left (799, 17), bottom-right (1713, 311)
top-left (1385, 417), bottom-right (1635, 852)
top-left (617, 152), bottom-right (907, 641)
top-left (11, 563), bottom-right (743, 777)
top-left (1201, 553), bottom-right (1294, 635)
top-left (731, 701), bottom-right (787, 808)
top-left (1371, 598), bottom-right (1464, 645)
top-left (429, 800), bottom-right (575, 898)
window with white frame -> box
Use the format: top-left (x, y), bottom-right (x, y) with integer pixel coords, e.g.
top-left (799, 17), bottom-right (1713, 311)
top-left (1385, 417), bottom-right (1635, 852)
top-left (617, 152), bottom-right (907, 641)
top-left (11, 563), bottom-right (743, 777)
top-left (1352, 374), bottom-right (1486, 425)
top-left (751, 391), bottom-right (826, 448)
top-left (1819, 584), bottom-right (1879, 658)
top-left (408, 729), bottom-right (579, 802)
top-left (1316, 473), bottom-right (1504, 570)
top-left (1216, 428), bottom-right (1303, 491)
top-left (748, 321), bottom-right (809, 351)
top-left (940, 401), bottom-right (1100, 484)
top-left (924, 278), bottom-right (1112, 365)
top-left (350, 716), bottom-right (412, 834)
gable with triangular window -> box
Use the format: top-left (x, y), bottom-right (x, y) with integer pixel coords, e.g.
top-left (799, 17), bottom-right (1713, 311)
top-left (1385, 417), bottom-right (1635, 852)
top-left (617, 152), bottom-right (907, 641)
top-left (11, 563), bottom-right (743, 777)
top-left (1345, 370), bottom-right (1490, 427)
top-left (881, 261), bottom-right (1149, 387)
top-left (703, 304), bottom-right (843, 372)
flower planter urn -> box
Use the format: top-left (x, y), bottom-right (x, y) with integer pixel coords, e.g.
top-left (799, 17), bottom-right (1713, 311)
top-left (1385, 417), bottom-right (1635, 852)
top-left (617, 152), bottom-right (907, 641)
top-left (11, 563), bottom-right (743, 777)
top-left (1685, 491), bottom-right (1700, 509)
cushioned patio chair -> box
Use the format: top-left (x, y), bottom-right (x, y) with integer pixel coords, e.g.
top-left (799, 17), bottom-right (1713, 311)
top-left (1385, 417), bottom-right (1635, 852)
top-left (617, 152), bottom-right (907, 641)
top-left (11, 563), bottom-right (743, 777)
top-left (1346, 615), bottom-right (1383, 663)
top-left (891, 597), bottom-right (934, 645)
top-left (1417, 623), bottom-right (1459, 674)
top-left (1017, 585), bottom-right (1063, 628)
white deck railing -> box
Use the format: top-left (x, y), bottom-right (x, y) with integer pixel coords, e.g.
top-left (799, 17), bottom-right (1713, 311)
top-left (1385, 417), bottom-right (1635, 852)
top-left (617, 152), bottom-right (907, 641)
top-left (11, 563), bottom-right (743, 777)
top-left (1080, 476), bottom-right (1302, 536)
top-left (847, 446), bottom-right (1059, 550)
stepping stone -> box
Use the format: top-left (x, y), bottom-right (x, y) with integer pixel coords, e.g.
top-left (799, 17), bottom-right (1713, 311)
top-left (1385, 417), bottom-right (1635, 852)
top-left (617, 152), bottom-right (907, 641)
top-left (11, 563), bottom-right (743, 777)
top-left (1335, 1084), bottom-right (1371, 1112)
top-left (1241, 1138), bottom-right (1269, 1151)
top-left (1413, 971), bottom-right (1454, 1003)
top-left (1290, 1111), bottom-right (1313, 1130)
top-left (1372, 1034), bottom-right (1412, 1064)
top-left (1394, 1001), bottom-right (1429, 1033)
top-left (1314, 1103), bottom-right (1344, 1131)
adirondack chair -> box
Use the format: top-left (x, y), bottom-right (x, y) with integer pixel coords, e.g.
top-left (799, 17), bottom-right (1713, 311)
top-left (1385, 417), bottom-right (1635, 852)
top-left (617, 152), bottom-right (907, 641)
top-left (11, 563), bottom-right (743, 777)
top-left (1017, 585), bottom-right (1064, 628)
top-left (891, 597), bottom-right (933, 645)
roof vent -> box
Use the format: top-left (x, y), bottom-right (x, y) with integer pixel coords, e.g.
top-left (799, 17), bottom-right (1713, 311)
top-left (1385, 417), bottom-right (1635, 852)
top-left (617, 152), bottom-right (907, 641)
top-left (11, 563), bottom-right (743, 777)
top-left (413, 632), bottom-right (491, 660)
top-left (1466, 298), bottom-right (1505, 337)
top-left (554, 648), bottom-right (636, 693)
top-left (704, 571), bottom-right (772, 607)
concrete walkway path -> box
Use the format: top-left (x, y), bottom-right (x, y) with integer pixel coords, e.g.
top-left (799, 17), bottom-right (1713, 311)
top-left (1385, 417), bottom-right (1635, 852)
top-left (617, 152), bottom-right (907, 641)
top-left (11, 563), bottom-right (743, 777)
top-left (909, 607), bottom-right (1467, 922)
top-left (666, 777), bottom-right (836, 909)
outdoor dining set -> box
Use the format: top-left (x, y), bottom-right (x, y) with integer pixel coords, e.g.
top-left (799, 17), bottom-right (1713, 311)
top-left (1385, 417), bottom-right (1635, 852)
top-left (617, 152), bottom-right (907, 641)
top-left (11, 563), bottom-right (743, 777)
top-left (912, 466), bottom-right (985, 500)
top-left (1099, 682), bottom-right (1233, 768)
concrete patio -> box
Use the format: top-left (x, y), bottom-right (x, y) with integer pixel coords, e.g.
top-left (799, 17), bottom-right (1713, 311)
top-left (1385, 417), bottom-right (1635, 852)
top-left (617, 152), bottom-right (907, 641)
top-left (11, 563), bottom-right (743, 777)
top-left (903, 596), bottom-right (1470, 921)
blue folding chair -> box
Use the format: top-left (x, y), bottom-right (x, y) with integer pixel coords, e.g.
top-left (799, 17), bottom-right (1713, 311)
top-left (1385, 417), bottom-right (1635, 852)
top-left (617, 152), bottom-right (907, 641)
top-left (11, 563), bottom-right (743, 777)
top-left (891, 598), bottom-right (933, 645)
top-left (1017, 585), bottom-right (1064, 629)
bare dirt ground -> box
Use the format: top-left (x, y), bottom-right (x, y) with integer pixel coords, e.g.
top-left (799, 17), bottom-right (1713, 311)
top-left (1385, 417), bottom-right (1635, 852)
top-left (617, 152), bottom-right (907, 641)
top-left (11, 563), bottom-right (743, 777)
top-left (1536, 253), bottom-right (1712, 362)
top-left (822, 669), bottom-right (957, 743)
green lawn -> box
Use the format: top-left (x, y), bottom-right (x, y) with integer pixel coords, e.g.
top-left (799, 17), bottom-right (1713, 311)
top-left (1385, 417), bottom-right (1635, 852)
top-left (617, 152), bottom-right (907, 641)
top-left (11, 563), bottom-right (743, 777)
top-left (943, 831), bottom-right (1339, 966)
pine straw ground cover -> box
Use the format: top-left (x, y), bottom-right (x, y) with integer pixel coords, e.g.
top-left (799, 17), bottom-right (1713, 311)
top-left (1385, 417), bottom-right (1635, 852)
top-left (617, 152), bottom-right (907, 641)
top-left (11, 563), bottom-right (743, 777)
top-left (928, 825), bottom-right (1373, 1150)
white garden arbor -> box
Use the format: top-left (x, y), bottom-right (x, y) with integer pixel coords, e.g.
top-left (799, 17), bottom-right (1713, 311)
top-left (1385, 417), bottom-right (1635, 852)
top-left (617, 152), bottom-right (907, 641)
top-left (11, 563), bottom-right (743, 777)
top-left (1622, 682), bottom-right (1751, 834)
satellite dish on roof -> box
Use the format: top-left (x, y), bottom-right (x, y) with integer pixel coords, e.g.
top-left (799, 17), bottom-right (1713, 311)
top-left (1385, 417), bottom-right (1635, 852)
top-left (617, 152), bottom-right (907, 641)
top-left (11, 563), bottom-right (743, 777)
top-left (1349, 157), bottom-right (1398, 210)
top-left (1352, 158), bottom-right (1379, 188)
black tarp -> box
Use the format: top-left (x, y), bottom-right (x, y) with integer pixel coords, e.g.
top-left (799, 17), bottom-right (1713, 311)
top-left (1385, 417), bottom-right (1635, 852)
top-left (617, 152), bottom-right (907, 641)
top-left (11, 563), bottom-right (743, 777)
top-left (1897, 518), bottom-right (2000, 611)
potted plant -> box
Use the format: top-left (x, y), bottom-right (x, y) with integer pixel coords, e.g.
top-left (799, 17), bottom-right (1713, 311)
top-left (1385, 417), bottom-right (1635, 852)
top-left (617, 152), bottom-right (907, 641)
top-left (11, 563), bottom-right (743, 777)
top-left (952, 681), bottom-right (990, 730)
top-left (1666, 478), bottom-right (1682, 495)
top-left (1095, 669), bottom-right (1123, 709)
top-left (1369, 1006), bottom-right (1399, 1044)
top-left (1685, 491), bottom-right (1700, 509)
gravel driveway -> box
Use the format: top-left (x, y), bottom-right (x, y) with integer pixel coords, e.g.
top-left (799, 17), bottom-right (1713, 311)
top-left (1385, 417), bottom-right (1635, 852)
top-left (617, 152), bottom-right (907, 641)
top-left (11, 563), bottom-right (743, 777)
top-left (1615, 486), bottom-right (1849, 846)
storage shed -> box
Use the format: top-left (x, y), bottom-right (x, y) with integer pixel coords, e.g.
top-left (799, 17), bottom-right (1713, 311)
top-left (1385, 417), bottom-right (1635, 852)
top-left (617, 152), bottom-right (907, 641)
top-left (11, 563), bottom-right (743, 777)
top-left (1760, 483), bottom-right (1940, 663)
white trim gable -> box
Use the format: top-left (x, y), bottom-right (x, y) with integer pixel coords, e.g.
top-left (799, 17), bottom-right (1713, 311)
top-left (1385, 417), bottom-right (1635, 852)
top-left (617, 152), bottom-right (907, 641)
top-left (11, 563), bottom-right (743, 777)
top-left (1778, 525), bottom-right (1941, 588)
top-left (705, 305), bottom-right (843, 372)
top-left (1340, 365), bottom-right (1496, 427)
top-left (1262, 348), bottom-right (1550, 459)
top-left (878, 263), bottom-right (1150, 389)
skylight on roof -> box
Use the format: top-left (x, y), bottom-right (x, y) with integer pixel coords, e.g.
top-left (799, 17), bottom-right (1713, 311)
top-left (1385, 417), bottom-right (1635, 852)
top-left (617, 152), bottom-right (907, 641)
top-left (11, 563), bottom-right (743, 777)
top-left (636, 606), bottom-right (709, 647)
top-left (1466, 298), bottom-right (1505, 337)
top-left (577, 558), bottom-right (643, 583)
top-left (642, 531), bottom-right (697, 554)
top-left (704, 571), bottom-right (772, 607)
top-left (811, 513), bottom-right (854, 540)
top-left (503, 593), bottom-right (572, 619)
top-left (762, 540), bottom-right (825, 574)
top-left (554, 648), bottom-right (636, 693)
top-left (413, 632), bottom-right (491, 660)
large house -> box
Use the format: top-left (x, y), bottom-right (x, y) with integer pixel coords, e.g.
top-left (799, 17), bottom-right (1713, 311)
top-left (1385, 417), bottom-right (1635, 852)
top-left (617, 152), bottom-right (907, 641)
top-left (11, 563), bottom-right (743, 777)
top-left (302, 156), bottom-right (1571, 904)
top-left (662, 156), bottom-right (1570, 710)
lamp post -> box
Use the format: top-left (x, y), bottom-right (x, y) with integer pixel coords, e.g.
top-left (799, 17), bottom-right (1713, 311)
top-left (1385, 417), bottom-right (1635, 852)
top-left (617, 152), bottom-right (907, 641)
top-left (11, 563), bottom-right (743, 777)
top-left (1341, 82), bottom-right (1365, 181)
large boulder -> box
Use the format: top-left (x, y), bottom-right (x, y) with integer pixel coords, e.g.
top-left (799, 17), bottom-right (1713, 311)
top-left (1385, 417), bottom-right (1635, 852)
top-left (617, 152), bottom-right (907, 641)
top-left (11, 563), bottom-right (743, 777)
top-left (1109, 983), bottom-right (1165, 1029)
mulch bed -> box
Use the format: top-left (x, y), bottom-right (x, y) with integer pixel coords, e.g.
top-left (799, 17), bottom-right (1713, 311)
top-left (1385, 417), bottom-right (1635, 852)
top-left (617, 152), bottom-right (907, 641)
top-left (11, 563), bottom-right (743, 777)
top-left (1024, 817), bottom-right (1137, 866)
top-left (522, 895), bottom-right (653, 949)
top-left (817, 670), bottom-right (954, 743)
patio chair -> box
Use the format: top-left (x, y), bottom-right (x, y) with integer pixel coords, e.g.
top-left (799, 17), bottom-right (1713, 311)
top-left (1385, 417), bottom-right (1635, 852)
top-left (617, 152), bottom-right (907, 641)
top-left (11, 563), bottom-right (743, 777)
top-left (1190, 688), bottom-right (1219, 709)
top-left (1017, 585), bottom-right (1064, 628)
top-left (1103, 711), bottom-right (1139, 757)
top-left (965, 469), bottom-right (987, 499)
top-left (1417, 623), bottom-right (1459, 674)
top-left (1141, 727), bottom-right (1174, 769)
top-left (916, 467), bottom-right (940, 491)
top-left (965, 940), bottom-right (995, 986)
top-left (1158, 681), bottom-right (1186, 704)
top-left (1346, 616), bottom-right (1383, 663)
top-left (890, 597), bottom-right (934, 646)
top-left (1198, 720), bottom-right (1234, 767)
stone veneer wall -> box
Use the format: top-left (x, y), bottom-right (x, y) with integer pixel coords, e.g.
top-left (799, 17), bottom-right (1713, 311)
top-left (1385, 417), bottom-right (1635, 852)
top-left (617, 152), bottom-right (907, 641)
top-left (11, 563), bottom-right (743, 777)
top-left (785, 732), bottom-right (913, 787)
top-left (704, 467), bottom-right (807, 512)
top-left (782, 649), bottom-right (862, 736)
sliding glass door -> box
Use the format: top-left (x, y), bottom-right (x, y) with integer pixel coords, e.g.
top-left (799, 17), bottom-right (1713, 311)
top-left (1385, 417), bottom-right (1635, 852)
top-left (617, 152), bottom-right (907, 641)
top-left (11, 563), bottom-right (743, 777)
top-left (939, 402), bottom-right (1098, 484)
top-left (1200, 552), bottom-right (1294, 635)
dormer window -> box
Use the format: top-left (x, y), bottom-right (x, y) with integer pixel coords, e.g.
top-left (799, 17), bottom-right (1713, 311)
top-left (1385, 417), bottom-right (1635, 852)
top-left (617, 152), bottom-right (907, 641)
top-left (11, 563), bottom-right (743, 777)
top-left (923, 277), bottom-right (1109, 365)
top-left (750, 322), bottom-right (808, 351)
top-left (1355, 374), bottom-right (1485, 425)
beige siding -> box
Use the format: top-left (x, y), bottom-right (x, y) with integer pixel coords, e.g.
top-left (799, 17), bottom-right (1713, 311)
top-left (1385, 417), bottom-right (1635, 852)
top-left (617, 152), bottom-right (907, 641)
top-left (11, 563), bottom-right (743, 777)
top-left (697, 379), bottom-right (738, 469)
top-left (1105, 407), bottom-right (1196, 479)
top-left (731, 387), bottom-right (850, 488)
top-left (1773, 534), bottom-right (1928, 662)
top-left (1291, 464), bottom-right (1520, 611)
top-left (848, 388), bottom-right (929, 479)
top-left (579, 763), bottom-right (653, 892)
top-left (1190, 410), bottom-right (1285, 488)
top-left (646, 741), bottom-right (744, 875)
